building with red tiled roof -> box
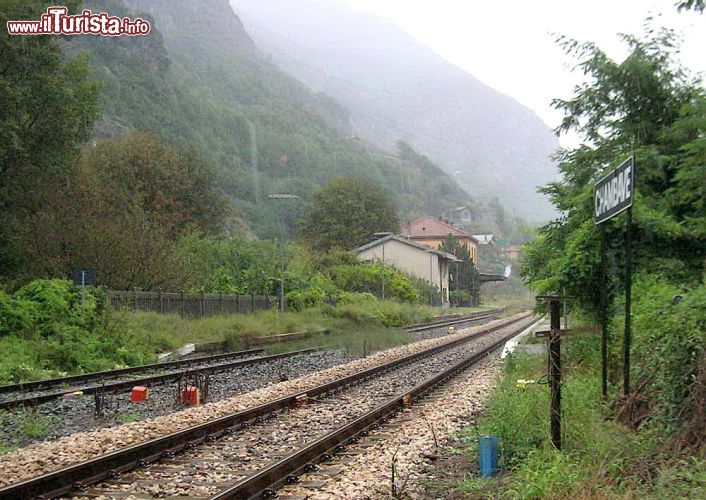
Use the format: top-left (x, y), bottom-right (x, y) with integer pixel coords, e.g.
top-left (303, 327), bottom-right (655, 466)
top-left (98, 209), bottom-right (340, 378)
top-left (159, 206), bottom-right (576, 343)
top-left (400, 217), bottom-right (478, 265)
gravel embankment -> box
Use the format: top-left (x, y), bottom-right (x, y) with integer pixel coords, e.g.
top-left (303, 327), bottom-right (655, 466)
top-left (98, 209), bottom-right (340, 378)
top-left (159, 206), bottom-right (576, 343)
top-left (73, 326), bottom-right (520, 498)
top-left (281, 357), bottom-right (502, 499)
top-left (0, 313), bottom-right (528, 488)
top-left (0, 350), bottom-right (353, 448)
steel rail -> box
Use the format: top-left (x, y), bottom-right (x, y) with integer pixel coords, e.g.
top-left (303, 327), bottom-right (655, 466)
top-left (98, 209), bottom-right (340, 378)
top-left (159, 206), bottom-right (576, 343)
top-left (0, 348), bottom-right (320, 411)
top-left (0, 309), bottom-right (498, 398)
top-left (0, 348), bottom-right (265, 396)
top-left (0, 313), bottom-right (532, 500)
top-left (213, 316), bottom-right (541, 499)
top-left (0, 309), bottom-right (499, 400)
top-left (404, 308), bottom-right (504, 332)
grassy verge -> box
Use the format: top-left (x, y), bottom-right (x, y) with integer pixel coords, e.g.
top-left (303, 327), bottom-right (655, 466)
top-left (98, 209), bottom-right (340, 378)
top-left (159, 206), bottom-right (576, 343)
top-left (2, 300), bottom-right (498, 384)
top-left (453, 323), bottom-right (706, 499)
top-left (116, 300), bottom-right (440, 359)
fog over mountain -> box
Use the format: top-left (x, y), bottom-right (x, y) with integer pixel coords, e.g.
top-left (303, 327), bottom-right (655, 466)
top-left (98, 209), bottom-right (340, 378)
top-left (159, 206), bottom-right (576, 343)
top-left (231, 0), bottom-right (559, 221)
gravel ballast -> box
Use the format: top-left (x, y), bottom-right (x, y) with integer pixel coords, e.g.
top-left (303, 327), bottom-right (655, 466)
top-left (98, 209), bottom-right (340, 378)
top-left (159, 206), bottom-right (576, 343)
top-left (0, 350), bottom-right (353, 448)
top-left (281, 357), bottom-right (502, 499)
top-left (0, 313), bottom-right (528, 488)
top-left (71, 325), bottom-right (522, 498)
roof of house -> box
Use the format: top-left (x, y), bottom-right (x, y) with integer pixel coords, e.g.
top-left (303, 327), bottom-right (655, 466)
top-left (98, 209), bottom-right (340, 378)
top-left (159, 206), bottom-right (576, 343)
top-left (473, 234), bottom-right (495, 245)
top-left (352, 234), bottom-right (460, 262)
top-left (400, 217), bottom-right (479, 245)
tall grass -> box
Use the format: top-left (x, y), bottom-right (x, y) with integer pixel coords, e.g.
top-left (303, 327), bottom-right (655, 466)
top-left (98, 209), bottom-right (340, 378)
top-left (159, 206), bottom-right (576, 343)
top-left (455, 322), bottom-right (706, 499)
top-left (116, 300), bottom-right (440, 358)
top-left (0, 300), bottom-right (453, 384)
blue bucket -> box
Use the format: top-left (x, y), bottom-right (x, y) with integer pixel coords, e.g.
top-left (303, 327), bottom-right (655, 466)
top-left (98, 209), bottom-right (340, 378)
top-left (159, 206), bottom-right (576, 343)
top-left (479, 435), bottom-right (498, 478)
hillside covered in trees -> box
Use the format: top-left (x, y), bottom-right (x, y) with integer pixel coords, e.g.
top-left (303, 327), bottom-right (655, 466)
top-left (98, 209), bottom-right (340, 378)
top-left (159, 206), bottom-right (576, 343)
top-left (67, 0), bottom-right (479, 240)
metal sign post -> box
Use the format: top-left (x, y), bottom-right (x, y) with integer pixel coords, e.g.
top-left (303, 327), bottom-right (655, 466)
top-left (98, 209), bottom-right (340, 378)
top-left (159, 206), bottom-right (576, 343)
top-left (594, 156), bottom-right (635, 397)
top-left (536, 295), bottom-right (574, 451)
top-left (623, 206), bottom-right (633, 395)
top-left (600, 225), bottom-right (608, 399)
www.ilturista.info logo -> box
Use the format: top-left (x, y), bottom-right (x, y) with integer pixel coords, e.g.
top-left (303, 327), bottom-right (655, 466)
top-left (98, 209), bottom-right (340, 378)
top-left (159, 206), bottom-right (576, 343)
top-left (6, 6), bottom-right (151, 36)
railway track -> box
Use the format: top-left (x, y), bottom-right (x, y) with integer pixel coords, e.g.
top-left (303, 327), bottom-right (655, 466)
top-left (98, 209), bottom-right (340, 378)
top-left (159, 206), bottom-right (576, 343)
top-left (225, 319), bottom-right (539, 500)
top-left (0, 312), bottom-right (533, 499)
top-left (0, 308), bottom-right (502, 411)
top-left (0, 349), bottom-right (321, 411)
top-left (404, 308), bottom-right (503, 336)
top-left (405, 308), bottom-right (505, 340)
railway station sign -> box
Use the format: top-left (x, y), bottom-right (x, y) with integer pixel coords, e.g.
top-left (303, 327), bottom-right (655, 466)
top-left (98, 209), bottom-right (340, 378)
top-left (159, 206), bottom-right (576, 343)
top-left (594, 157), bottom-right (634, 224)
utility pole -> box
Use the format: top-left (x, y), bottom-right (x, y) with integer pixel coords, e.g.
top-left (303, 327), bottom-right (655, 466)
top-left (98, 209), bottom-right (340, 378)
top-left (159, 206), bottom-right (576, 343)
top-left (80, 270), bottom-right (86, 306)
top-left (267, 194), bottom-right (299, 314)
top-left (381, 242), bottom-right (385, 300)
top-left (373, 232), bottom-right (392, 301)
top-left (249, 121), bottom-right (260, 207)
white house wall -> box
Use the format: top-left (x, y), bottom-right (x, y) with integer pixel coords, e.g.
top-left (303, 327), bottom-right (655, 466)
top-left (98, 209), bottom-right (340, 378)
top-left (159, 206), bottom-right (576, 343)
top-left (356, 239), bottom-right (450, 296)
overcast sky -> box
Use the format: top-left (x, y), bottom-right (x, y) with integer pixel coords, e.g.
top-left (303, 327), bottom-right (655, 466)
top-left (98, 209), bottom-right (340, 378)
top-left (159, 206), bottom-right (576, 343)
top-left (340, 0), bottom-right (705, 146)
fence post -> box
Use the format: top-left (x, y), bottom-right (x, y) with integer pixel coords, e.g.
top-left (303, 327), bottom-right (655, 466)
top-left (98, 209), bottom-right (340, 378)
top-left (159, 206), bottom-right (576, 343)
top-left (201, 291), bottom-right (206, 318)
top-left (180, 291), bottom-right (185, 319)
top-left (220, 294), bottom-right (224, 314)
top-left (132, 288), bottom-right (138, 312)
top-left (251, 294), bottom-right (255, 313)
top-left (158, 288), bottom-right (164, 314)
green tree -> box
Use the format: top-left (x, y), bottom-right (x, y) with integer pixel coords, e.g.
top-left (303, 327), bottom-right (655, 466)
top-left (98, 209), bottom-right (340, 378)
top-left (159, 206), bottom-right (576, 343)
top-left (179, 235), bottom-right (285, 295)
top-left (13, 132), bottom-right (228, 289)
top-left (300, 178), bottom-right (399, 251)
top-left (0, 0), bottom-right (100, 277)
top-left (439, 234), bottom-right (481, 305)
top-left (519, 23), bottom-right (706, 443)
top-left (521, 26), bottom-right (705, 314)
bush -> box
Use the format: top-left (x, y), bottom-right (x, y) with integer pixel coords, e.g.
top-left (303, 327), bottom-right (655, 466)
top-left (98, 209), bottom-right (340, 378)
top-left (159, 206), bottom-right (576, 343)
top-left (322, 300), bottom-right (434, 327)
top-left (455, 319), bottom-right (700, 499)
top-left (330, 264), bottom-right (420, 303)
top-left (630, 276), bottom-right (706, 431)
top-left (338, 292), bottom-right (378, 305)
top-left (449, 289), bottom-right (473, 306)
top-left (0, 279), bottom-right (134, 382)
top-left (0, 291), bottom-right (34, 338)
top-left (286, 286), bottom-right (326, 312)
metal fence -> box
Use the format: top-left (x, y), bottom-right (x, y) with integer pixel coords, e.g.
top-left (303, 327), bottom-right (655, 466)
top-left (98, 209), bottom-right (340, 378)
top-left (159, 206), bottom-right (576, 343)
top-left (107, 290), bottom-right (277, 318)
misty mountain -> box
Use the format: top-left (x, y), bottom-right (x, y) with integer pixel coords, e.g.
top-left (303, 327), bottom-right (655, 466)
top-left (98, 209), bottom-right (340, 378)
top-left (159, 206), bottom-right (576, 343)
top-left (232, 0), bottom-right (559, 221)
top-left (75, 0), bottom-right (479, 238)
